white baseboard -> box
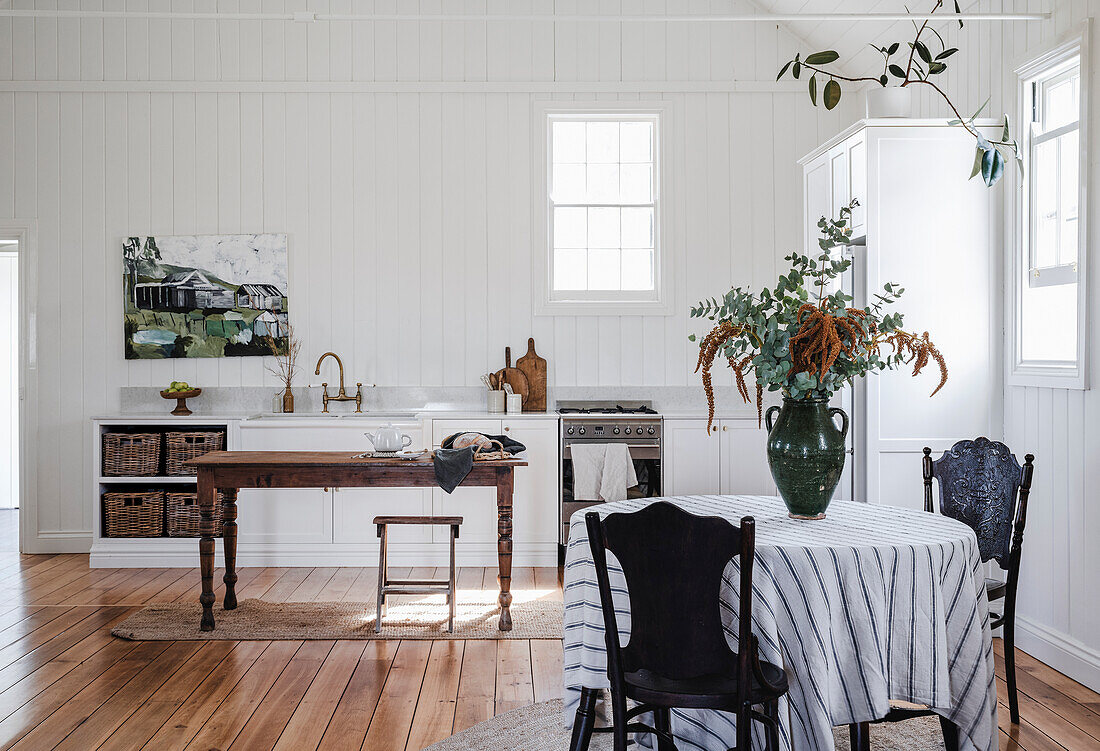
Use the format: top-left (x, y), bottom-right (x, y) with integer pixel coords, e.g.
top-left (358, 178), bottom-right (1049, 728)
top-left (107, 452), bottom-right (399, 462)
top-left (89, 541), bottom-right (561, 569)
top-left (26, 530), bottom-right (93, 554)
top-left (1016, 615), bottom-right (1100, 693)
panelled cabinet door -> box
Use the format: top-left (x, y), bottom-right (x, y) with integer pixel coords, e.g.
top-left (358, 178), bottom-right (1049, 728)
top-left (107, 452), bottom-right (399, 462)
top-left (430, 417), bottom-right (504, 545)
top-left (333, 487), bottom-right (432, 545)
top-left (847, 134), bottom-right (867, 237)
top-left (504, 420), bottom-right (559, 544)
top-left (803, 152), bottom-right (832, 256)
top-left (237, 488), bottom-right (333, 544)
top-left (663, 419), bottom-right (721, 496)
top-left (718, 420), bottom-right (775, 496)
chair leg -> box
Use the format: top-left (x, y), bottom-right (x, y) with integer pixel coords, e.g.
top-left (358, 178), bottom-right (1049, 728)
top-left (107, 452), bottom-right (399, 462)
top-left (848, 722), bottom-right (871, 751)
top-left (375, 524), bottom-right (387, 634)
top-left (762, 700), bottom-right (781, 751)
top-left (447, 525), bottom-right (457, 633)
top-left (735, 704), bottom-right (752, 751)
top-left (653, 707), bottom-right (675, 751)
top-left (1004, 616), bottom-right (1020, 724)
top-left (938, 716), bottom-right (960, 751)
top-left (611, 689), bottom-right (629, 751)
top-left (568, 687), bottom-right (599, 751)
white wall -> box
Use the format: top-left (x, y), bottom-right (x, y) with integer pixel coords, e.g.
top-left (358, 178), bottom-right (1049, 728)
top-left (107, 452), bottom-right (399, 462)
top-left (0, 2), bottom-right (845, 547)
top-left (876, 0), bottom-right (1100, 691)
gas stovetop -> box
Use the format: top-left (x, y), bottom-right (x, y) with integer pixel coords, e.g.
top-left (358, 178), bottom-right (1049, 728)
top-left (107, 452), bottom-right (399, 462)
top-left (557, 401), bottom-right (659, 416)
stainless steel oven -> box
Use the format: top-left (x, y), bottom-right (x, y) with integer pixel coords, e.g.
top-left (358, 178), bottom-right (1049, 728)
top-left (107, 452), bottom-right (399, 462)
top-left (558, 402), bottom-right (663, 545)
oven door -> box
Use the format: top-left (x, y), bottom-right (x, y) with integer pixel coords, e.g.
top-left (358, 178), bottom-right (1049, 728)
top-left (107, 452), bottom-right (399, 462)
top-left (561, 440), bottom-right (662, 544)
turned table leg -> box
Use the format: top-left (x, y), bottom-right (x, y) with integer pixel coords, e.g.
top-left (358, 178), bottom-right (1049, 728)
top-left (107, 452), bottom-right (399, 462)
top-left (222, 488), bottom-right (239, 610)
top-left (496, 469), bottom-right (514, 631)
top-left (198, 470), bottom-right (217, 632)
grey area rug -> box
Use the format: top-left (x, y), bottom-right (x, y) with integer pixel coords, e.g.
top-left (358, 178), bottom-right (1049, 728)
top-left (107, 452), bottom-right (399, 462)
top-left (112, 593), bottom-right (563, 640)
top-left (425, 699), bottom-right (946, 751)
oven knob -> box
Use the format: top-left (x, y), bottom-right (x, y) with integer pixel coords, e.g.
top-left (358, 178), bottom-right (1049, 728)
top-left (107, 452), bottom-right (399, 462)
top-left (578, 427), bottom-right (586, 435)
top-left (647, 427), bottom-right (655, 435)
top-left (623, 427), bottom-right (632, 435)
top-left (612, 427), bottom-right (620, 435)
top-left (567, 427), bottom-right (574, 435)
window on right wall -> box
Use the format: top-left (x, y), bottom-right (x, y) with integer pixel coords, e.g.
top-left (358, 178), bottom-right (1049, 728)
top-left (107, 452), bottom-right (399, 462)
top-left (1011, 24), bottom-right (1090, 389)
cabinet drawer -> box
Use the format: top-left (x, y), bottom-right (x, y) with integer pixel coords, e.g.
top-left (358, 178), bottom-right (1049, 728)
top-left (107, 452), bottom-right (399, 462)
top-left (432, 419), bottom-right (502, 447)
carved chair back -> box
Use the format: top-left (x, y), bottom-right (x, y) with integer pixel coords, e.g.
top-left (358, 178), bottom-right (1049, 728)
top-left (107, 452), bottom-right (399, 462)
top-left (923, 438), bottom-right (1035, 573)
top-left (584, 502), bottom-right (756, 691)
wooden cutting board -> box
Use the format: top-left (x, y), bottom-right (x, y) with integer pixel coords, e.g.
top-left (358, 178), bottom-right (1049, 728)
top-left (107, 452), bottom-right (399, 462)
top-left (494, 347), bottom-right (529, 407)
top-left (516, 338), bottom-right (547, 412)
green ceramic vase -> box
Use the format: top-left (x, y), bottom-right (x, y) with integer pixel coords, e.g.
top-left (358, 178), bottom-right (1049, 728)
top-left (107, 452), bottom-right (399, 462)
top-left (765, 397), bottom-right (849, 520)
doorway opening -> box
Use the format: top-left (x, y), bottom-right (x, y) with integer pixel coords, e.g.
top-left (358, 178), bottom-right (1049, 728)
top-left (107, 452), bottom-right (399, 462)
top-left (0, 243), bottom-right (17, 516)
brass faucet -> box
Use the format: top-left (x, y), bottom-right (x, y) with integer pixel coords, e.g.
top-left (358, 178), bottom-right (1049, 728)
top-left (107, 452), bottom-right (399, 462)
top-left (314, 352), bottom-right (363, 413)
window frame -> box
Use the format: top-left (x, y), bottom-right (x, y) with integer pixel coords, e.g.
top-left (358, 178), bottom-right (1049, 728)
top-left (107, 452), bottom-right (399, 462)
top-left (1008, 22), bottom-right (1090, 389)
top-left (532, 101), bottom-right (676, 316)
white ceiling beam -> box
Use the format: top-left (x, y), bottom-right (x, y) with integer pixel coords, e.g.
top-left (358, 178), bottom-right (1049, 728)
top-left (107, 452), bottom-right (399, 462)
top-left (0, 9), bottom-right (1050, 22)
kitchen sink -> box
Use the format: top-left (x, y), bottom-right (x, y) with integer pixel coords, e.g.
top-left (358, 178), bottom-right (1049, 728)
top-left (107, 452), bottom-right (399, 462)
top-left (246, 412), bottom-right (421, 421)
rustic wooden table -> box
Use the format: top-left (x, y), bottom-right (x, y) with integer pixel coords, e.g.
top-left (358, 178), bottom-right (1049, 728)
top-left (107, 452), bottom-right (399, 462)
top-left (188, 451), bottom-right (528, 633)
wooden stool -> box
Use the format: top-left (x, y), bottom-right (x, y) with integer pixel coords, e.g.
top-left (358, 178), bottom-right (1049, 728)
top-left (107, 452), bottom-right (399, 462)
top-left (374, 515), bottom-right (463, 633)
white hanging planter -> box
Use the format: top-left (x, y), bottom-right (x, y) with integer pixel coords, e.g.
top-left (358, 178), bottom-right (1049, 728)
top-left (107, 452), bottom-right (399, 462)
top-left (865, 86), bottom-right (914, 118)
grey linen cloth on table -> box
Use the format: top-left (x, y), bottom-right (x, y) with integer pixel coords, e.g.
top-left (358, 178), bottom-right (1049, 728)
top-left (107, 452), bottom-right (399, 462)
top-left (432, 433), bottom-right (526, 493)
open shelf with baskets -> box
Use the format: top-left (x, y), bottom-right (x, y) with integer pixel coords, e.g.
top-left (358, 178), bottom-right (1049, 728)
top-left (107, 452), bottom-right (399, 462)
top-left (91, 417), bottom-right (240, 547)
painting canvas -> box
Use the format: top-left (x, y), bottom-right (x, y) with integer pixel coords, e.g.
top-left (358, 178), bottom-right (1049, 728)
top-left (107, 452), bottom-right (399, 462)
top-left (123, 234), bottom-right (289, 359)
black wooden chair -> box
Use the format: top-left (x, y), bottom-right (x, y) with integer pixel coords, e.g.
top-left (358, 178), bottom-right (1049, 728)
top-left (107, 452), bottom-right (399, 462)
top-left (849, 437), bottom-right (1029, 747)
top-left (925, 438), bottom-right (1034, 724)
top-left (569, 501), bottom-right (789, 751)
top-left (847, 438), bottom-right (1034, 750)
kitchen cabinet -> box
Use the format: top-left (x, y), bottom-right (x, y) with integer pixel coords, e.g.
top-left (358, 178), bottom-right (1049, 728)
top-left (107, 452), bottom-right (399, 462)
top-left (428, 417), bottom-right (559, 551)
top-left (663, 419), bottom-right (720, 496)
top-left (663, 418), bottom-right (775, 497)
top-left (718, 421), bottom-right (775, 496)
top-left (800, 120), bottom-right (1002, 509)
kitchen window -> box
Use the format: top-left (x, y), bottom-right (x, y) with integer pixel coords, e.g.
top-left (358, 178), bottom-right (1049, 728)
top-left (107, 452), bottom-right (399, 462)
top-left (534, 103), bottom-right (674, 315)
top-left (1010, 25), bottom-right (1090, 388)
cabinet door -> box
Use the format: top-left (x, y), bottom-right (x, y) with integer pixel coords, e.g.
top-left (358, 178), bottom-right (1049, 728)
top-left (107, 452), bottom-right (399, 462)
top-left (237, 488), bottom-right (333, 544)
top-left (237, 426), bottom-right (337, 544)
top-left (663, 419), bottom-right (721, 496)
top-left (504, 419), bottom-right (559, 545)
top-left (847, 135), bottom-right (867, 237)
top-left (804, 151), bottom-right (832, 252)
top-left (333, 487), bottom-right (432, 545)
top-left (719, 420), bottom-right (775, 496)
top-left (432, 419), bottom-right (559, 546)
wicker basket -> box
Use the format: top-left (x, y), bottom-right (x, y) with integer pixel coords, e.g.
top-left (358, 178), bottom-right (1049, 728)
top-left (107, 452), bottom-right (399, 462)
top-left (102, 433), bottom-right (162, 477)
top-left (165, 431), bottom-right (225, 476)
top-left (166, 491), bottom-right (224, 538)
top-left (473, 439), bottom-right (510, 461)
top-left (103, 491), bottom-right (165, 537)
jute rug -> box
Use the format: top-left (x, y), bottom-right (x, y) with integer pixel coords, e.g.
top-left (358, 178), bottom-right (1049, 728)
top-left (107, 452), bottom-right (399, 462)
top-left (112, 592), bottom-right (563, 640)
top-left (425, 699), bottom-right (946, 751)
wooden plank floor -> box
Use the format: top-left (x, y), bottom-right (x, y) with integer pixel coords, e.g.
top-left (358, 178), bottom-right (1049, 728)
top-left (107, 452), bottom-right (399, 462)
top-left (0, 517), bottom-right (1093, 748)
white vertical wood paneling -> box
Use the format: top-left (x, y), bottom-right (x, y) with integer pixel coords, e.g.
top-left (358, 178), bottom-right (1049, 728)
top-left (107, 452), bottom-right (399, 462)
top-left (6, 4), bottom-right (836, 551)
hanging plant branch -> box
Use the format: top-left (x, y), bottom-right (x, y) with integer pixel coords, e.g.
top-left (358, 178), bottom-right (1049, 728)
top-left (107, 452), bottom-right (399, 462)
top-left (776, 0), bottom-right (1021, 187)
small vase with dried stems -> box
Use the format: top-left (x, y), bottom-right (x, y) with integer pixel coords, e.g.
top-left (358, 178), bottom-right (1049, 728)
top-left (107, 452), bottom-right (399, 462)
top-left (265, 325), bottom-right (301, 414)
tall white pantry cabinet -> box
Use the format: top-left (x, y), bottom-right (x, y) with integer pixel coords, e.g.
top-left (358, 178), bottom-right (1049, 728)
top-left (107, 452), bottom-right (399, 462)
top-left (800, 120), bottom-right (1004, 509)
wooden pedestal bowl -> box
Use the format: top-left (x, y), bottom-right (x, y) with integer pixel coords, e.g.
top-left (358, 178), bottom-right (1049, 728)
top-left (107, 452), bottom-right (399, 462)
top-left (160, 388), bottom-right (202, 416)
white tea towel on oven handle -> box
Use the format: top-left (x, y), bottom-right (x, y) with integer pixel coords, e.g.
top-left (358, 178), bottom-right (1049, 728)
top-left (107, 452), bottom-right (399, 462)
top-left (599, 444), bottom-right (638, 503)
top-left (570, 443), bottom-right (606, 502)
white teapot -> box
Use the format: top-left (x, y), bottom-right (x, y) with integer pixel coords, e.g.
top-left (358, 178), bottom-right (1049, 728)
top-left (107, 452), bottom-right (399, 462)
top-left (364, 424), bottom-right (414, 453)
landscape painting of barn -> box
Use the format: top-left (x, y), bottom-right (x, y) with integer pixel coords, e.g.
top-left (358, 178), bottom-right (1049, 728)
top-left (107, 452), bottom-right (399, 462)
top-left (124, 234), bottom-right (289, 359)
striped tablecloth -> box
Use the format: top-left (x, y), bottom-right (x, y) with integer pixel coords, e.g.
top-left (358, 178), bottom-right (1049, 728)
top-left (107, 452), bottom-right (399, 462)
top-left (563, 496), bottom-right (997, 751)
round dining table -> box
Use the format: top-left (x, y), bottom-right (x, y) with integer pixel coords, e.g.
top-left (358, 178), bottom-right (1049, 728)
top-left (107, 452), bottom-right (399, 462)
top-left (562, 495), bottom-right (997, 751)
